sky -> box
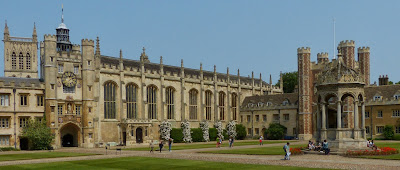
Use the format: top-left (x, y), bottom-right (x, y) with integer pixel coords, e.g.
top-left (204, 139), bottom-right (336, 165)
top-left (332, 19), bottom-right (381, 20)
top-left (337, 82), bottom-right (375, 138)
top-left (1, 0), bottom-right (399, 84)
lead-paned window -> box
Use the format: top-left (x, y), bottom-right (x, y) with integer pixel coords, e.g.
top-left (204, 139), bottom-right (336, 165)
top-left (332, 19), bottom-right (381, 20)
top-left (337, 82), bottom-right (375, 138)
top-left (147, 85), bottom-right (157, 119)
top-left (19, 117), bottom-right (29, 128)
top-left (104, 82), bottom-right (116, 119)
top-left (232, 93), bottom-right (238, 120)
top-left (0, 118), bottom-right (9, 128)
top-left (218, 92), bottom-right (225, 120)
top-left (18, 52), bottom-right (24, 69)
top-left (58, 104), bottom-right (63, 115)
top-left (11, 52), bottom-right (16, 69)
top-left (37, 95), bottom-right (44, 106)
top-left (126, 84), bottom-right (138, 119)
top-left (205, 90), bottom-right (212, 120)
top-left (26, 53), bottom-right (31, 70)
top-left (0, 94), bottom-right (9, 106)
top-left (393, 110), bottom-right (400, 117)
top-left (75, 105), bottom-right (81, 115)
top-left (20, 94), bottom-right (28, 106)
top-left (166, 87), bottom-right (174, 119)
top-left (377, 126), bottom-right (384, 134)
top-left (189, 89), bottom-right (198, 120)
top-left (0, 136), bottom-right (9, 146)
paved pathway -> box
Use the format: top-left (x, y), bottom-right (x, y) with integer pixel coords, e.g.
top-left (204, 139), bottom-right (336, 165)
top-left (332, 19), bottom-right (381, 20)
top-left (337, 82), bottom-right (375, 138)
top-left (0, 141), bottom-right (399, 169)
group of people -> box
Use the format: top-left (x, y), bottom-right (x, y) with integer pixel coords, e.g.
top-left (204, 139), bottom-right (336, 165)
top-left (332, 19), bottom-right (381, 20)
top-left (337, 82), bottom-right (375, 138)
top-left (149, 138), bottom-right (174, 153)
top-left (307, 140), bottom-right (330, 155)
top-left (216, 136), bottom-right (235, 148)
top-left (367, 140), bottom-right (377, 150)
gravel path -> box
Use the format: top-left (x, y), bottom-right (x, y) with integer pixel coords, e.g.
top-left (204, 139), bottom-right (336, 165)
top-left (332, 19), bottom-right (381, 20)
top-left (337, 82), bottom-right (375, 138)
top-left (0, 141), bottom-right (399, 170)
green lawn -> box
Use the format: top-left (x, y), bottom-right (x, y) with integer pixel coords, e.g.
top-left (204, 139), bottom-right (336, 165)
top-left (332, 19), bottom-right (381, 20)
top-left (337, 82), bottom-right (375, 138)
top-left (0, 156), bottom-right (326, 170)
top-left (360, 142), bottom-right (400, 160)
top-left (200, 144), bottom-right (304, 155)
top-left (125, 140), bottom-right (287, 151)
top-left (0, 152), bottom-right (98, 162)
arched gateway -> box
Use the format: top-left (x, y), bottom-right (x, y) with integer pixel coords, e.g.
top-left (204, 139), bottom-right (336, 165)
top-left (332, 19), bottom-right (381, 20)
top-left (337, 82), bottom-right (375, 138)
top-left (315, 53), bottom-right (366, 150)
top-left (60, 123), bottom-right (81, 147)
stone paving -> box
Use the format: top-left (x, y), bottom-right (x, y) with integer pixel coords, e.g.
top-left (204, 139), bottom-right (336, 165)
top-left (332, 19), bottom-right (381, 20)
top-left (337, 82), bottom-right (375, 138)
top-left (0, 141), bottom-right (399, 169)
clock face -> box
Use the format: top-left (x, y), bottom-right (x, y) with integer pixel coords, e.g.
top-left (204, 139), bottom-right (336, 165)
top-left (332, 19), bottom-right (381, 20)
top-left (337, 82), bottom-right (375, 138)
top-left (62, 72), bottom-right (77, 87)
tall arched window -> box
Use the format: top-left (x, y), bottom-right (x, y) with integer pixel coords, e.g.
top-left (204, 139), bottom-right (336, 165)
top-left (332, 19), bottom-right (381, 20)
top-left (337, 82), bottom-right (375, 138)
top-left (232, 93), bottom-right (238, 120)
top-left (104, 82), bottom-right (116, 119)
top-left (205, 90), bottom-right (213, 120)
top-left (11, 52), bottom-right (16, 69)
top-left (147, 85), bottom-right (157, 119)
top-left (26, 53), bottom-right (31, 70)
top-left (126, 84), bottom-right (137, 119)
top-left (219, 91), bottom-right (225, 120)
top-left (18, 52), bottom-right (24, 69)
top-left (189, 89), bottom-right (198, 120)
top-left (166, 87), bottom-right (175, 119)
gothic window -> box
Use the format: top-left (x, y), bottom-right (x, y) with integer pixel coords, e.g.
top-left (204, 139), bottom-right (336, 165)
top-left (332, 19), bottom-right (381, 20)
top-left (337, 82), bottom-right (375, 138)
top-left (166, 87), bottom-right (174, 119)
top-left (147, 85), bottom-right (157, 119)
top-left (205, 90), bottom-right (212, 120)
top-left (219, 91), bottom-right (225, 120)
top-left (232, 93), bottom-right (238, 120)
top-left (104, 82), bottom-right (116, 119)
top-left (26, 53), bottom-right (31, 70)
top-left (189, 89), bottom-right (198, 120)
top-left (18, 52), bottom-right (24, 69)
top-left (11, 52), bottom-right (16, 69)
top-left (126, 84), bottom-right (138, 119)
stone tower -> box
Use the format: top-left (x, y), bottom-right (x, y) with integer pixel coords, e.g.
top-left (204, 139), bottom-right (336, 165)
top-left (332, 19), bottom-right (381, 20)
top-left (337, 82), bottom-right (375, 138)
top-left (3, 22), bottom-right (38, 78)
top-left (338, 40), bottom-right (355, 69)
top-left (297, 47), bottom-right (313, 140)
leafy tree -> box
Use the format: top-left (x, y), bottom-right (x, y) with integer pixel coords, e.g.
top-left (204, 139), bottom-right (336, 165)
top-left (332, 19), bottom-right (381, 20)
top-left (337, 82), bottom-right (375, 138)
top-left (275, 71), bottom-right (298, 93)
top-left (389, 81), bottom-right (394, 85)
top-left (395, 81), bottom-right (400, 85)
top-left (383, 125), bottom-right (395, 140)
top-left (265, 123), bottom-right (287, 140)
top-left (21, 119), bottom-right (54, 150)
top-left (235, 124), bottom-right (246, 140)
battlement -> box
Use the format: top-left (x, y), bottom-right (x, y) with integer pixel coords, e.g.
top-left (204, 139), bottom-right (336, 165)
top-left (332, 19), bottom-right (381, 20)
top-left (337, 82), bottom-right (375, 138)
top-left (297, 47), bottom-right (311, 54)
top-left (81, 39), bottom-right (94, 46)
top-left (72, 44), bottom-right (81, 52)
top-left (317, 52), bottom-right (329, 58)
top-left (338, 40), bottom-right (355, 47)
top-left (43, 34), bottom-right (57, 41)
top-left (358, 46), bottom-right (370, 53)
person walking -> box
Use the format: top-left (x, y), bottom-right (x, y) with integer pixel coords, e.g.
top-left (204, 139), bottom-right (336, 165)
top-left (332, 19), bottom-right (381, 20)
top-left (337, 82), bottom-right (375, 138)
top-left (229, 136), bottom-right (233, 148)
top-left (159, 140), bottom-right (164, 153)
top-left (283, 142), bottom-right (290, 160)
top-left (323, 140), bottom-right (330, 155)
top-left (218, 136), bottom-right (223, 148)
top-left (259, 135), bottom-right (263, 146)
top-left (216, 136), bottom-right (220, 148)
top-left (149, 140), bottom-right (154, 153)
top-left (168, 138), bottom-right (173, 152)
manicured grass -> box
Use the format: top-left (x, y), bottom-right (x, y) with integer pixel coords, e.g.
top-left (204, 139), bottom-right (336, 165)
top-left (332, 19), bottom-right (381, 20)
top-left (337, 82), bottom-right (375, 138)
top-left (200, 144), bottom-right (304, 155)
top-left (360, 142), bottom-right (400, 160)
top-left (0, 152), bottom-right (98, 162)
top-left (0, 156), bottom-right (326, 170)
top-left (125, 140), bottom-right (287, 151)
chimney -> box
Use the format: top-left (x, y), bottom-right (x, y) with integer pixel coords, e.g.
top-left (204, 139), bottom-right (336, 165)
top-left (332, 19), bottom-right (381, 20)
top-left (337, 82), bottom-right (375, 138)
top-left (378, 75), bottom-right (389, 86)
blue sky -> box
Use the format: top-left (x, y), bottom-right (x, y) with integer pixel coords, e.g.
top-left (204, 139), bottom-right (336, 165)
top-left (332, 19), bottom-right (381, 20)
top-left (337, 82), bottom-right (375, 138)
top-left (1, 0), bottom-right (399, 84)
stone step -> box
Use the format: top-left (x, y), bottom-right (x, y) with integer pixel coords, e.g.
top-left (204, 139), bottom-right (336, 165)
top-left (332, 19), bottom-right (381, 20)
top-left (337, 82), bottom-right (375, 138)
top-left (303, 150), bottom-right (343, 155)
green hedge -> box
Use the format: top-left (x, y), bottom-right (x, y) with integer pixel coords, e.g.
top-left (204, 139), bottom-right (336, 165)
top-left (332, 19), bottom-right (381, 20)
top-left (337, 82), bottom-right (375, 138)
top-left (383, 125), bottom-right (395, 140)
top-left (0, 147), bottom-right (20, 151)
top-left (266, 123), bottom-right (287, 140)
top-left (191, 128), bottom-right (203, 142)
top-left (209, 128), bottom-right (218, 141)
top-left (394, 135), bottom-right (400, 140)
top-left (235, 124), bottom-right (246, 140)
top-left (170, 128), bottom-right (183, 143)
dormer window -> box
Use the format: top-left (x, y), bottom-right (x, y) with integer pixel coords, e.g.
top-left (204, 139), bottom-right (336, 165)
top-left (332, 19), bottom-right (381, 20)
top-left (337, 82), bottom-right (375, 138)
top-left (374, 96), bottom-right (382, 101)
top-left (282, 99), bottom-right (289, 106)
top-left (394, 95), bottom-right (400, 100)
top-left (257, 102), bottom-right (264, 107)
top-left (247, 103), bottom-right (254, 107)
top-left (266, 102), bottom-right (273, 106)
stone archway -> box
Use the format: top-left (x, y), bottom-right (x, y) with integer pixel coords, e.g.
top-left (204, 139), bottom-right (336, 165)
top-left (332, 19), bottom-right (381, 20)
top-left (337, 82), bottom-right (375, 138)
top-left (136, 127), bottom-right (143, 143)
top-left (60, 123), bottom-right (80, 147)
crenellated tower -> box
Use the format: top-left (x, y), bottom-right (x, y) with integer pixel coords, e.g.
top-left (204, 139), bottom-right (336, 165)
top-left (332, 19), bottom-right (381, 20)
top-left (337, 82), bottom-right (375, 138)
top-left (358, 47), bottom-right (370, 85)
top-left (338, 40), bottom-right (355, 69)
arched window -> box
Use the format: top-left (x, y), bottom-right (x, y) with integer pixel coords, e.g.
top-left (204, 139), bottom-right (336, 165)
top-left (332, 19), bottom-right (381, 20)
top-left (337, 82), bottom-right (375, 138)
top-left (104, 82), bottom-right (116, 119)
top-left (166, 87), bottom-right (175, 119)
top-left (11, 52), bottom-right (16, 69)
top-left (26, 53), bottom-right (31, 70)
top-left (147, 85), bottom-right (157, 119)
top-left (205, 90), bottom-right (213, 120)
top-left (126, 84), bottom-right (137, 119)
top-left (18, 52), bottom-right (24, 69)
top-left (189, 89), bottom-right (198, 120)
top-left (232, 93), bottom-right (238, 120)
top-left (219, 91), bottom-right (225, 120)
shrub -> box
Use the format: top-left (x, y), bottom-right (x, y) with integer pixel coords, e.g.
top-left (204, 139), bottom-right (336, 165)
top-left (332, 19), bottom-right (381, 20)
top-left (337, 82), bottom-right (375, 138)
top-left (170, 128), bottom-right (183, 143)
top-left (383, 125), bottom-right (395, 140)
top-left (209, 128), bottom-right (218, 141)
top-left (191, 128), bottom-right (203, 142)
top-left (394, 135), bottom-right (400, 141)
top-left (0, 147), bottom-right (20, 151)
top-left (223, 130), bottom-right (229, 140)
top-left (345, 147), bottom-right (399, 156)
top-left (21, 119), bottom-right (54, 150)
top-left (266, 123), bottom-right (287, 140)
top-left (235, 124), bottom-right (246, 140)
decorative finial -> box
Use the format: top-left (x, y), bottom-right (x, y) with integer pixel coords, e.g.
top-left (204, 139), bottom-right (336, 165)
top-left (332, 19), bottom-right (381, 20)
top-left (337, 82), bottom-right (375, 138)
top-left (214, 65), bottom-right (216, 73)
top-left (95, 37), bottom-right (100, 56)
top-left (119, 49), bottom-right (123, 59)
top-left (200, 62), bottom-right (203, 71)
top-left (142, 47), bottom-right (146, 53)
top-left (227, 67), bottom-right (229, 75)
top-left (260, 73), bottom-right (262, 79)
top-left (33, 22), bottom-right (37, 36)
top-left (181, 59), bottom-right (184, 67)
top-left (269, 74), bottom-right (272, 85)
top-left (160, 56), bottom-right (163, 64)
top-left (237, 69), bottom-right (240, 76)
top-left (251, 71), bottom-right (254, 79)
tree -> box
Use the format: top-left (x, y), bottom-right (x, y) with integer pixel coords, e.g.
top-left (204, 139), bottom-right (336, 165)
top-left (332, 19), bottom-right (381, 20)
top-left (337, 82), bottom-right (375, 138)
top-left (389, 81), bottom-right (394, 85)
top-left (275, 71), bottom-right (298, 93)
top-left (235, 124), bottom-right (247, 140)
top-left (383, 125), bottom-right (395, 140)
top-left (265, 123), bottom-right (287, 140)
top-left (21, 119), bottom-right (54, 150)
top-left (395, 81), bottom-right (400, 85)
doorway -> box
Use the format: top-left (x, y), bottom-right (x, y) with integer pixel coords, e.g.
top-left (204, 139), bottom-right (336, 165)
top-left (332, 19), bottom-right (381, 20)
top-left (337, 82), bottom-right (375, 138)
top-left (60, 123), bottom-right (80, 147)
top-left (136, 128), bottom-right (143, 143)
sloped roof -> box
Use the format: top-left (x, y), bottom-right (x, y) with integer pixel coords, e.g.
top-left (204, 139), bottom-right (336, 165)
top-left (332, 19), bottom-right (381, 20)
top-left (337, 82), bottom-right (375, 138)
top-left (365, 84), bottom-right (400, 100)
top-left (242, 93), bottom-right (298, 106)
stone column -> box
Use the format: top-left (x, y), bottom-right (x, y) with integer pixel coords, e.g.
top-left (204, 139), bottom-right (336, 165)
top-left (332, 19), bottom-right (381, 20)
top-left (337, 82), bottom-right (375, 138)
top-left (321, 103), bottom-right (326, 130)
top-left (337, 101), bottom-right (342, 129)
top-left (361, 102), bottom-right (366, 138)
top-left (354, 101), bottom-right (359, 129)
